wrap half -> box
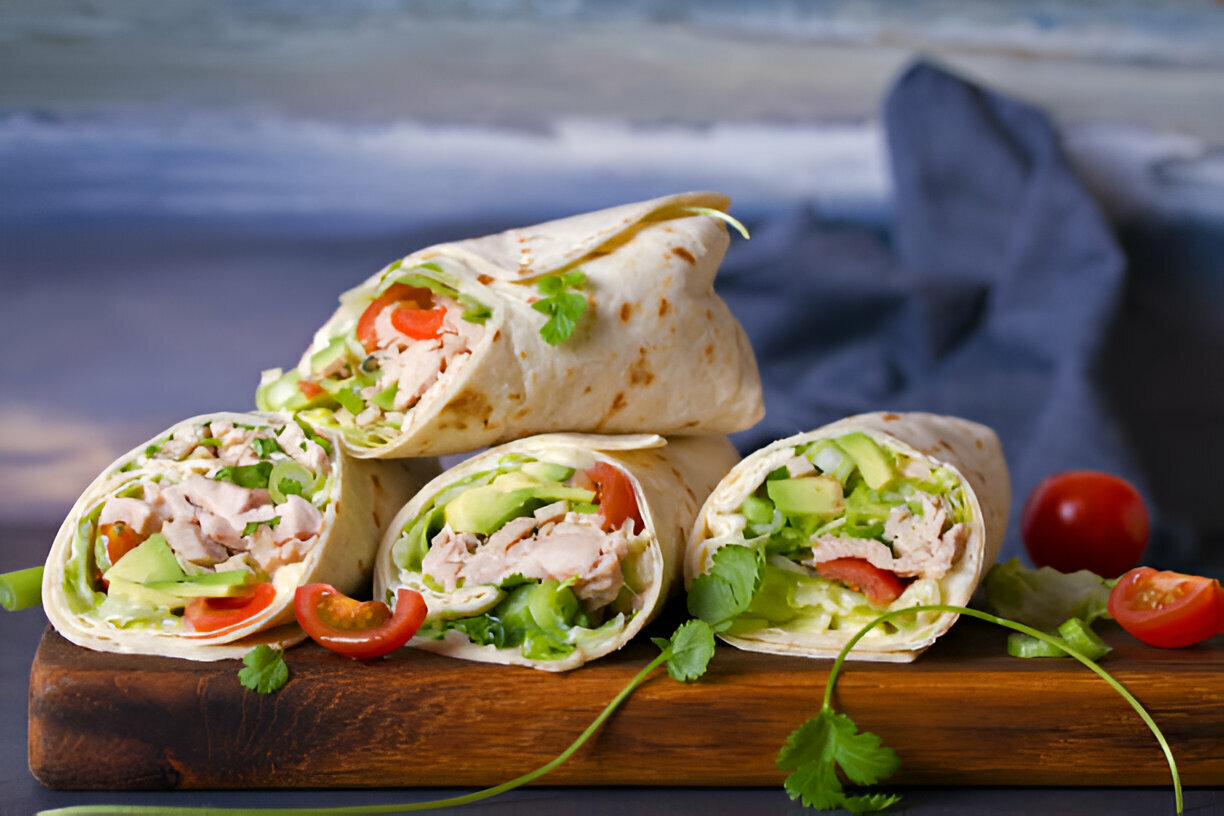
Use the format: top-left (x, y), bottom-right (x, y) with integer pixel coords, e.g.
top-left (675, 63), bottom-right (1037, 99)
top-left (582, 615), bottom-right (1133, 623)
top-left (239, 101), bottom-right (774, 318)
top-left (685, 412), bottom-right (1009, 662)
top-left (256, 192), bottom-right (763, 458)
top-left (373, 433), bottom-right (739, 671)
top-left (42, 412), bottom-right (438, 661)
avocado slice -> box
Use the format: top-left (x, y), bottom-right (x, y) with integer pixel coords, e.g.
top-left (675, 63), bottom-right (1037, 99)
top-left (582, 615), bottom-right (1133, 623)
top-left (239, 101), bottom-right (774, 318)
top-left (835, 432), bottom-right (896, 490)
top-left (766, 475), bottom-right (844, 518)
top-left (105, 576), bottom-right (187, 609)
top-left (103, 533), bottom-right (186, 585)
top-left (445, 480), bottom-right (596, 536)
top-left (146, 570), bottom-right (256, 598)
top-left (520, 461), bottom-right (575, 483)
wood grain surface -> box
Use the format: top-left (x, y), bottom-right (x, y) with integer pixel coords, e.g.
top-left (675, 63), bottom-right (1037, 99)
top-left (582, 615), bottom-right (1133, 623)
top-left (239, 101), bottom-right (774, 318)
top-left (28, 617), bottom-right (1224, 791)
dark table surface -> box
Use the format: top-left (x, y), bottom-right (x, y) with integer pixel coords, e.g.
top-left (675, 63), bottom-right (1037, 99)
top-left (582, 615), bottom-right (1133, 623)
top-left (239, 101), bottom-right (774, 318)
top-left (5, 524), bottom-right (1220, 816)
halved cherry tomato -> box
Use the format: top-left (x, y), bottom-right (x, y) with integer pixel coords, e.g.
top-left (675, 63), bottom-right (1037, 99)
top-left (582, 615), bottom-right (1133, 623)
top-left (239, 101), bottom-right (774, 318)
top-left (294, 583), bottom-right (427, 660)
top-left (99, 522), bottom-right (146, 567)
top-left (184, 582), bottom-right (277, 633)
top-left (297, 379), bottom-right (326, 400)
top-left (356, 283), bottom-right (435, 352)
top-left (815, 557), bottom-right (905, 607)
top-left (390, 304), bottom-right (446, 340)
top-left (585, 462), bottom-right (643, 535)
top-left (1021, 470), bottom-right (1149, 578)
top-left (1108, 567), bottom-right (1224, 648)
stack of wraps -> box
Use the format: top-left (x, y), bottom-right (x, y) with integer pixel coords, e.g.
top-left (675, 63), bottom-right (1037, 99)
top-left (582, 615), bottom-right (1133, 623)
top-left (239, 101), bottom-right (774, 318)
top-left (686, 412), bottom-right (1009, 662)
top-left (42, 412), bottom-right (437, 660)
top-left (42, 193), bottom-right (765, 668)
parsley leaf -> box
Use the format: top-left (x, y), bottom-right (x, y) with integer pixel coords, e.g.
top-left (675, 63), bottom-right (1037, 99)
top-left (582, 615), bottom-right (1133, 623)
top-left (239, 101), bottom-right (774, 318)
top-left (686, 544), bottom-right (762, 625)
top-left (214, 461), bottom-right (273, 489)
top-left (650, 618), bottom-right (716, 681)
top-left (252, 437), bottom-right (283, 458)
top-left (238, 645), bottom-right (289, 694)
top-left (532, 270), bottom-right (588, 345)
top-left (777, 708), bottom-right (900, 813)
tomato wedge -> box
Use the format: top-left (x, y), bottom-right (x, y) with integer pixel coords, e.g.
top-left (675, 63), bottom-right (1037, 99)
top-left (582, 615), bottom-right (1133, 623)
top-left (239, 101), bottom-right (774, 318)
top-left (390, 304), bottom-right (446, 340)
top-left (184, 582), bottom-right (277, 633)
top-left (294, 583), bottom-right (427, 660)
top-left (297, 379), bottom-right (326, 400)
top-left (356, 283), bottom-right (435, 352)
top-left (815, 557), bottom-right (905, 607)
top-left (1108, 567), bottom-right (1224, 648)
top-left (99, 522), bottom-right (146, 567)
top-left (585, 462), bottom-right (643, 535)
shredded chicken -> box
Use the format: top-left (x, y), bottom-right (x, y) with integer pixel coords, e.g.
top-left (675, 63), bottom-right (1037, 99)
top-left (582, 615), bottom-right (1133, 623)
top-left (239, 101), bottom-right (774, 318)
top-left (422, 511), bottom-right (634, 610)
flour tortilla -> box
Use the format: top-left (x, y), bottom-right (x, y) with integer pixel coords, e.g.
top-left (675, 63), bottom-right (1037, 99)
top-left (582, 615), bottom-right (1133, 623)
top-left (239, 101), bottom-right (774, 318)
top-left (375, 433), bottom-right (740, 671)
top-left (685, 412), bottom-right (1010, 662)
top-left (270, 192), bottom-right (762, 457)
top-left (42, 412), bottom-right (438, 661)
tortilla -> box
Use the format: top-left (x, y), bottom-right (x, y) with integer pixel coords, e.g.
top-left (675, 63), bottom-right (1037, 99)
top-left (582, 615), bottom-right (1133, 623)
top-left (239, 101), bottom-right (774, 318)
top-left (685, 412), bottom-right (1010, 662)
top-left (42, 412), bottom-right (438, 661)
top-left (374, 433), bottom-right (739, 671)
top-left (257, 192), bottom-right (763, 457)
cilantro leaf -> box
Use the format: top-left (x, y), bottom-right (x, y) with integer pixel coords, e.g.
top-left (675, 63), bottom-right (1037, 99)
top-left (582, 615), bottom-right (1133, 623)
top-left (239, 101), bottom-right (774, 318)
top-left (241, 517), bottom-right (280, 537)
top-left (532, 270), bottom-right (588, 345)
top-left (238, 645), bottom-right (289, 694)
top-left (686, 544), bottom-right (762, 625)
top-left (777, 708), bottom-right (900, 813)
top-left (657, 619), bottom-right (716, 681)
top-left (214, 461), bottom-right (273, 489)
top-left (252, 437), bottom-right (283, 458)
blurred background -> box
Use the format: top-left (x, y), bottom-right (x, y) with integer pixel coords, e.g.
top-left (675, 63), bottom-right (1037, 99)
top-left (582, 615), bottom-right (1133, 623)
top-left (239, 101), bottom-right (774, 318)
top-left (2, 0), bottom-right (1223, 578)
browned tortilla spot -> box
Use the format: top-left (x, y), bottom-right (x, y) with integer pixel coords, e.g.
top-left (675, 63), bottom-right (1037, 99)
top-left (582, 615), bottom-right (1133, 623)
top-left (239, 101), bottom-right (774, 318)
top-left (601, 392), bottom-right (627, 421)
top-left (513, 407), bottom-right (531, 420)
top-left (508, 393), bottom-right (522, 402)
top-left (519, 351), bottom-right (528, 360)
top-left (478, 274), bottom-right (494, 285)
top-left (583, 385), bottom-right (592, 394)
top-left (619, 302), bottom-right (633, 322)
top-left (627, 347), bottom-right (654, 386)
top-left (492, 329), bottom-right (502, 342)
top-left (446, 389), bottom-right (493, 425)
top-left (683, 419), bottom-right (700, 428)
top-left (704, 343), bottom-right (715, 361)
top-left (706, 309), bottom-right (714, 320)
top-left (658, 298), bottom-right (670, 317)
top-left (883, 413), bottom-right (901, 421)
top-left (671, 246), bottom-right (696, 264)
top-left (976, 439), bottom-right (984, 449)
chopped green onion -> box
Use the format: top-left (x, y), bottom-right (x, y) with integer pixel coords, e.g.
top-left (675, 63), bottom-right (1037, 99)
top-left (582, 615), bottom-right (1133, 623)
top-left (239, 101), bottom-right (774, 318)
top-left (0, 566), bottom-right (44, 611)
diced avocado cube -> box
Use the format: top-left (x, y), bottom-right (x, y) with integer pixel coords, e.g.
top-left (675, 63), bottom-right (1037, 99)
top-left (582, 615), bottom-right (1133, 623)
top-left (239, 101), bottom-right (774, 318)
top-left (835, 432), bottom-right (896, 489)
top-left (766, 475), bottom-right (844, 518)
top-left (520, 461), bottom-right (575, 483)
top-left (103, 533), bottom-right (186, 585)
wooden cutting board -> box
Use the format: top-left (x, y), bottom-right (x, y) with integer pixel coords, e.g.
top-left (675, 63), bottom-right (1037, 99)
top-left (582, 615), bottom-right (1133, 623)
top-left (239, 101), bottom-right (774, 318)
top-left (28, 616), bottom-right (1224, 790)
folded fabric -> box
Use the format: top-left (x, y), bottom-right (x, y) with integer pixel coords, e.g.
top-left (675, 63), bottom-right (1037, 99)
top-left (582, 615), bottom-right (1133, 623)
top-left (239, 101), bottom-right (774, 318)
top-left (717, 60), bottom-right (1142, 561)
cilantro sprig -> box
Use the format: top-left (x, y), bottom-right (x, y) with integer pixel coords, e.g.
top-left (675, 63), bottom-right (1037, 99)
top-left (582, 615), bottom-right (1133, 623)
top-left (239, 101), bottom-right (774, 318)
top-left (780, 604), bottom-right (1183, 814)
top-left (238, 645), bottom-right (290, 695)
top-left (39, 620), bottom-right (717, 816)
top-left (532, 270), bottom-right (588, 345)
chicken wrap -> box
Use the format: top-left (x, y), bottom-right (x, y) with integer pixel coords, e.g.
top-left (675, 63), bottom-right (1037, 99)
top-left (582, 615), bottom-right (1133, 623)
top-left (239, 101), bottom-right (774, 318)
top-left (685, 412), bottom-right (1009, 662)
top-left (373, 433), bottom-right (739, 671)
top-left (42, 412), bottom-right (438, 661)
top-left (255, 192), bottom-right (763, 458)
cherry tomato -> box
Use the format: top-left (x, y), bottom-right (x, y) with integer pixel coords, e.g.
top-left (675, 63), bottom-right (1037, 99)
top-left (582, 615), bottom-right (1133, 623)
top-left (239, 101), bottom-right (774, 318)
top-left (814, 557), bottom-right (905, 607)
top-left (585, 462), bottom-right (643, 535)
top-left (1020, 471), bottom-right (1149, 578)
top-left (356, 283), bottom-right (434, 352)
top-left (294, 583), bottom-right (427, 660)
top-left (1108, 567), bottom-right (1224, 648)
top-left (184, 582), bottom-right (277, 633)
top-left (99, 522), bottom-right (145, 567)
top-left (390, 305), bottom-right (447, 340)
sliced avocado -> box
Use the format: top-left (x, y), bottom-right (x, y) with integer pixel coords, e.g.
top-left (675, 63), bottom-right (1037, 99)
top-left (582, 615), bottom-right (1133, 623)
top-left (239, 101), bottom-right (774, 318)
top-left (145, 578), bottom-right (255, 598)
top-left (520, 461), bottom-right (575, 483)
top-left (103, 533), bottom-right (186, 585)
top-left (309, 335), bottom-right (350, 376)
top-left (766, 475), bottom-right (844, 518)
top-left (105, 575), bottom-right (187, 609)
top-left (445, 481), bottom-right (596, 535)
top-left (835, 432), bottom-right (896, 489)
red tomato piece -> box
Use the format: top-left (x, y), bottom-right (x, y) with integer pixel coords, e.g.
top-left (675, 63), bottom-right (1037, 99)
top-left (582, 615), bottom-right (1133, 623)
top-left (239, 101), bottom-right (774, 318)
top-left (99, 522), bottom-right (146, 567)
top-left (815, 557), bottom-right (905, 607)
top-left (294, 584), bottom-right (427, 660)
top-left (1021, 470), bottom-right (1149, 578)
top-left (1108, 567), bottom-right (1224, 649)
top-left (585, 462), bottom-right (643, 535)
top-left (390, 305), bottom-right (447, 340)
top-left (355, 283), bottom-right (435, 352)
top-left (297, 379), bottom-right (326, 400)
top-left (184, 582), bottom-right (277, 633)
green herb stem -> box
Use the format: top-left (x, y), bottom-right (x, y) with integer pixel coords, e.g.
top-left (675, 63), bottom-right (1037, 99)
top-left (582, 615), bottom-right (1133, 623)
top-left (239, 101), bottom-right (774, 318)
top-left (37, 652), bottom-right (672, 816)
top-left (823, 604), bottom-right (1182, 815)
top-left (1, 566), bottom-right (44, 611)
